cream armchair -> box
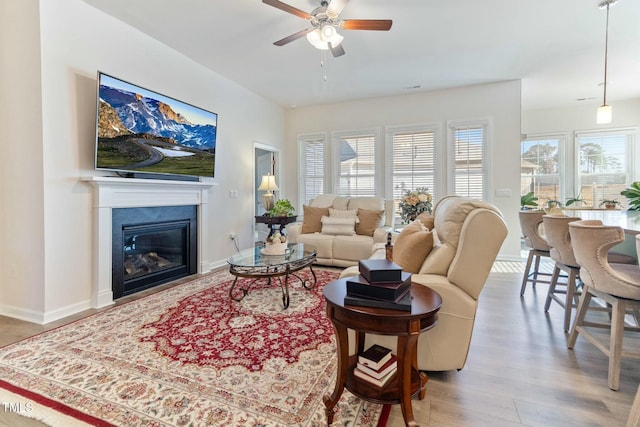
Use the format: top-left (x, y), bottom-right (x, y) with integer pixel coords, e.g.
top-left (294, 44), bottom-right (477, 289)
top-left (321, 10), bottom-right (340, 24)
top-left (342, 196), bottom-right (508, 371)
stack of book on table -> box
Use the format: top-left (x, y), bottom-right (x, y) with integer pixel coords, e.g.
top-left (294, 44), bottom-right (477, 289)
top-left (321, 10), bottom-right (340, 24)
top-left (343, 259), bottom-right (412, 311)
top-left (354, 344), bottom-right (397, 387)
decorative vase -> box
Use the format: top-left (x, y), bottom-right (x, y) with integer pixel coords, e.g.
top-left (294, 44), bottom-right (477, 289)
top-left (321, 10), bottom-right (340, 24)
top-left (261, 241), bottom-right (287, 255)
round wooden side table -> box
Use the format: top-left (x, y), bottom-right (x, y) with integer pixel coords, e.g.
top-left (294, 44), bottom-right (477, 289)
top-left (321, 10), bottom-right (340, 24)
top-left (322, 277), bottom-right (442, 427)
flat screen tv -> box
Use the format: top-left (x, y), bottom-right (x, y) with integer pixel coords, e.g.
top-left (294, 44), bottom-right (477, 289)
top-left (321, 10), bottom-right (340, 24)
top-left (95, 72), bottom-right (217, 179)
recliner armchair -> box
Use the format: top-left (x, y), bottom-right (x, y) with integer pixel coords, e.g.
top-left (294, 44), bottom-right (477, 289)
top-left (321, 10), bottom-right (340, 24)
top-left (342, 196), bottom-right (508, 371)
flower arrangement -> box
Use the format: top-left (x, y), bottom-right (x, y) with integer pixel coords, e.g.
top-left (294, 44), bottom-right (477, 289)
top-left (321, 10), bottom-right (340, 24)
top-left (399, 187), bottom-right (433, 223)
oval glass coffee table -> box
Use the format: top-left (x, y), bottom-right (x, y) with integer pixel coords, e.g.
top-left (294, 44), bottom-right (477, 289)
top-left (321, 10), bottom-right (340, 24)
top-left (227, 243), bottom-right (316, 309)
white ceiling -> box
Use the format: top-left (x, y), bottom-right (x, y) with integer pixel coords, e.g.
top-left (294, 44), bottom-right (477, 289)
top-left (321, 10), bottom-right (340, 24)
top-left (82, 0), bottom-right (640, 111)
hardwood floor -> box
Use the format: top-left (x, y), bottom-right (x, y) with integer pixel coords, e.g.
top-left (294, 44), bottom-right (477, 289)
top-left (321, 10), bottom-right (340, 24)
top-left (1, 262), bottom-right (639, 426)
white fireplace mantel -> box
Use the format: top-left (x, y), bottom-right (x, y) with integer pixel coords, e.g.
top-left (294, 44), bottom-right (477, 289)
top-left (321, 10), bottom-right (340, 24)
top-left (83, 176), bottom-right (216, 308)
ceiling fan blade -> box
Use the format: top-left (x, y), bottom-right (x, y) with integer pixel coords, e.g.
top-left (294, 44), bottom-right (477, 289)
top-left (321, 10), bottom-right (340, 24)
top-left (262, 0), bottom-right (312, 20)
top-left (329, 42), bottom-right (346, 57)
top-left (341, 19), bottom-right (392, 31)
top-left (273, 28), bottom-right (313, 46)
top-left (327, 0), bottom-right (348, 17)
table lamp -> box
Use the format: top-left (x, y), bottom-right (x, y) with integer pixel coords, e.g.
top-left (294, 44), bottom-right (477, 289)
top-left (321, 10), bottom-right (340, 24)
top-left (258, 173), bottom-right (279, 212)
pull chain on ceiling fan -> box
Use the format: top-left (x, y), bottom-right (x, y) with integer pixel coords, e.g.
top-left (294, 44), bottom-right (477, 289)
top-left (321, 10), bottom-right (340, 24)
top-left (262, 0), bottom-right (392, 57)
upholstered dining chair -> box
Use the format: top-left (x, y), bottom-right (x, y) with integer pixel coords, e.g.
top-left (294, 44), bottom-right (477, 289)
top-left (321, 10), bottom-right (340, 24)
top-left (519, 210), bottom-right (552, 296)
top-left (542, 215), bottom-right (581, 332)
top-left (567, 220), bottom-right (640, 391)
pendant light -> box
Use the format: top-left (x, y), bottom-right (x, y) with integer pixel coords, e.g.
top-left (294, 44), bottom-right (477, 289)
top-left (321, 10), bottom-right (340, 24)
top-left (596, 0), bottom-right (618, 124)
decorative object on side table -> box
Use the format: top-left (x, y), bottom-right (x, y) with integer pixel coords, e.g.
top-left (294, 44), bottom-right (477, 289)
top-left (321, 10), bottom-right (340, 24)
top-left (258, 173), bottom-right (279, 212)
top-left (269, 198), bottom-right (295, 217)
top-left (343, 259), bottom-right (413, 311)
top-left (399, 187), bottom-right (432, 223)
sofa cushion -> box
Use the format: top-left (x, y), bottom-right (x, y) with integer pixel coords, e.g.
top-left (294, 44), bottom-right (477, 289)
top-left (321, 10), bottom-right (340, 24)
top-left (393, 220), bottom-right (434, 273)
top-left (332, 196), bottom-right (350, 210)
top-left (310, 194), bottom-right (336, 208)
top-left (301, 205), bottom-right (329, 234)
top-left (295, 233), bottom-right (334, 260)
top-left (333, 235), bottom-right (375, 262)
top-left (321, 215), bottom-right (357, 236)
top-left (348, 196), bottom-right (385, 213)
top-left (355, 209), bottom-right (385, 236)
top-left (329, 208), bottom-right (359, 220)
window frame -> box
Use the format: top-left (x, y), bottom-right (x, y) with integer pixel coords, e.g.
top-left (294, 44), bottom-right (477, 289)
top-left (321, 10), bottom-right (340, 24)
top-left (297, 132), bottom-right (328, 211)
top-left (331, 128), bottom-right (381, 197)
top-left (446, 118), bottom-right (492, 200)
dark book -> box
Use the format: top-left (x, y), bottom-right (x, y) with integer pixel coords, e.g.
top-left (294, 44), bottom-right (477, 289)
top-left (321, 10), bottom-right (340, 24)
top-left (356, 355), bottom-right (397, 380)
top-left (358, 344), bottom-right (392, 370)
top-left (358, 259), bottom-right (403, 284)
top-left (344, 289), bottom-right (413, 312)
top-left (354, 366), bottom-right (396, 388)
top-left (346, 272), bottom-right (411, 302)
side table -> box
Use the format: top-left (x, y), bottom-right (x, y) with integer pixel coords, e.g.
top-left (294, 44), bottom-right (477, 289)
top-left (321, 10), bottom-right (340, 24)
top-left (322, 278), bottom-right (442, 427)
top-left (255, 214), bottom-right (297, 239)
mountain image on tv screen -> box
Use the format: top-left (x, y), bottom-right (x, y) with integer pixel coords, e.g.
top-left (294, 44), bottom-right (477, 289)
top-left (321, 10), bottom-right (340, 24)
top-left (95, 73), bottom-right (217, 178)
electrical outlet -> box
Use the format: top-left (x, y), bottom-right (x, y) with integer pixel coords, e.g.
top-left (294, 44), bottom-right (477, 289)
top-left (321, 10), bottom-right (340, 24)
top-left (229, 232), bottom-right (237, 240)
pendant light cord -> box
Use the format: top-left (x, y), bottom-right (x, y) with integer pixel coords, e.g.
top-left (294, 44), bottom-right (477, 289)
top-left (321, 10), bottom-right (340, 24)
top-left (603, 2), bottom-right (610, 105)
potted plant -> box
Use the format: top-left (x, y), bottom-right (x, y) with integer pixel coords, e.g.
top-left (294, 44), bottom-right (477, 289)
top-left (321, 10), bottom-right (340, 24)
top-left (600, 199), bottom-right (620, 209)
top-left (520, 192), bottom-right (539, 210)
top-left (621, 181), bottom-right (640, 211)
top-left (546, 199), bottom-right (563, 209)
top-left (269, 199), bottom-right (295, 217)
top-left (565, 190), bottom-right (583, 208)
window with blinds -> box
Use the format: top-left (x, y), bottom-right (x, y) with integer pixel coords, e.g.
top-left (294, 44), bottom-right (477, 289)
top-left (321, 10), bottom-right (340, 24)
top-left (333, 132), bottom-right (377, 197)
top-left (386, 125), bottom-right (438, 217)
top-left (298, 134), bottom-right (327, 207)
top-left (521, 135), bottom-right (562, 207)
top-left (576, 129), bottom-right (635, 209)
top-left (448, 122), bottom-right (488, 199)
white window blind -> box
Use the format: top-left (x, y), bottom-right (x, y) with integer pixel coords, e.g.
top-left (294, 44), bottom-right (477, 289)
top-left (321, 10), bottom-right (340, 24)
top-left (576, 129), bottom-right (636, 208)
top-left (298, 134), bottom-right (327, 207)
top-left (386, 125), bottom-right (438, 217)
top-left (448, 122), bottom-right (488, 199)
top-left (521, 135), bottom-right (562, 207)
top-left (333, 132), bottom-right (377, 197)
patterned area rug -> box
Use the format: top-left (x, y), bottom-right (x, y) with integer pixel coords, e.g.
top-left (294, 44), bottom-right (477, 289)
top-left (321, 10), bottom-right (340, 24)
top-left (0, 268), bottom-right (387, 426)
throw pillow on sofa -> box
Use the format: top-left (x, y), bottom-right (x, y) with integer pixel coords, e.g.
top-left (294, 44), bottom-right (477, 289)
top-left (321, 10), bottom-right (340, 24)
top-left (329, 208), bottom-right (359, 222)
top-left (301, 205), bottom-right (329, 234)
top-left (393, 219), bottom-right (434, 273)
top-left (321, 216), bottom-right (357, 236)
top-left (355, 209), bottom-right (385, 236)
top-left (415, 212), bottom-right (435, 230)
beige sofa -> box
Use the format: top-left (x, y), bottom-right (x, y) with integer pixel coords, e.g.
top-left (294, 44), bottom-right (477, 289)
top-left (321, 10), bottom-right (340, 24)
top-left (287, 194), bottom-right (395, 267)
top-left (341, 196), bottom-right (508, 371)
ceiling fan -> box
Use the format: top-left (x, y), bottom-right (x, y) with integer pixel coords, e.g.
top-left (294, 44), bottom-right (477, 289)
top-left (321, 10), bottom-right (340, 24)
top-left (263, 0), bottom-right (392, 57)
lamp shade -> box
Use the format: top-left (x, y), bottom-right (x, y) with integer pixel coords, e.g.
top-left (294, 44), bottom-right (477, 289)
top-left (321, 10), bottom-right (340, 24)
top-left (597, 104), bottom-right (612, 124)
top-left (306, 26), bottom-right (343, 50)
top-left (258, 174), bottom-right (279, 193)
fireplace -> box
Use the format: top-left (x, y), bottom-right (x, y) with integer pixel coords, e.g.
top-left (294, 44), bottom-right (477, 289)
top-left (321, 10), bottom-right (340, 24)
top-left (112, 206), bottom-right (197, 298)
top-left (84, 176), bottom-right (214, 308)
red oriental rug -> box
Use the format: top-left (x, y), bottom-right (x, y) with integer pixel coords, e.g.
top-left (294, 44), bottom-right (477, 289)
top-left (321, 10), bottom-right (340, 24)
top-left (0, 268), bottom-right (389, 426)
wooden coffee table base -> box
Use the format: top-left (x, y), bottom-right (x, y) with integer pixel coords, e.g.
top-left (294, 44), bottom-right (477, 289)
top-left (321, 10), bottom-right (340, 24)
top-left (322, 278), bottom-right (441, 427)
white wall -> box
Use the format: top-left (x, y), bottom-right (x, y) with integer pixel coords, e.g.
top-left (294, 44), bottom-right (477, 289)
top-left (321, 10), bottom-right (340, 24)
top-left (284, 80), bottom-right (523, 261)
top-left (0, 0), bottom-right (46, 321)
top-left (0, 0), bottom-right (285, 323)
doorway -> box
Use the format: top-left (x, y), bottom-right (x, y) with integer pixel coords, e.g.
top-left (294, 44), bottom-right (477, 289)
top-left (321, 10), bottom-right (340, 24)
top-left (254, 143), bottom-right (280, 243)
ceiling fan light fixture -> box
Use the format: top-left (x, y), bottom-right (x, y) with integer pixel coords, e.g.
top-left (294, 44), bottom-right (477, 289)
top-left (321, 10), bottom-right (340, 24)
top-left (306, 29), bottom-right (328, 49)
top-left (306, 25), bottom-right (343, 50)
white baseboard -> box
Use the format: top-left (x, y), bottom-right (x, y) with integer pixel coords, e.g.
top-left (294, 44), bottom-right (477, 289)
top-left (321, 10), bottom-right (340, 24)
top-left (0, 299), bottom-right (92, 325)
